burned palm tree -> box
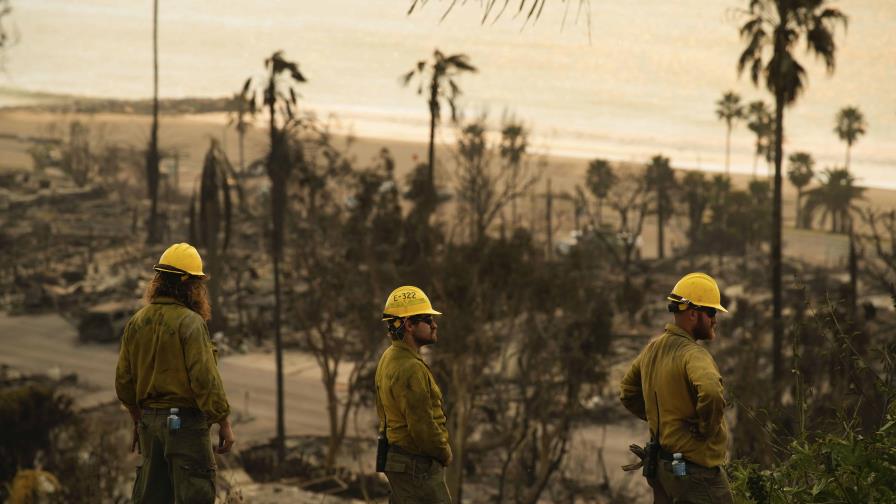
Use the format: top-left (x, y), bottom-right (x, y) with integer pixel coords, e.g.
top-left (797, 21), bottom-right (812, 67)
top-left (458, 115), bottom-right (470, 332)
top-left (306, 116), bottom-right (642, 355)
top-left (402, 49), bottom-right (477, 199)
top-left (145, 0), bottom-right (162, 243)
top-left (738, 0), bottom-right (847, 385)
top-left (189, 139), bottom-right (234, 333)
top-left (243, 50), bottom-right (306, 464)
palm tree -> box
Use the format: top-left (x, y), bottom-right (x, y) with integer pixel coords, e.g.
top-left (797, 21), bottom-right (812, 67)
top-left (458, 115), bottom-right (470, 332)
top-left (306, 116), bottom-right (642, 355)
top-left (787, 152), bottom-right (814, 228)
top-left (745, 100), bottom-right (773, 178)
top-left (402, 49), bottom-right (477, 198)
top-left (804, 167), bottom-right (864, 233)
top-left (408, 0), bottom-right (579, 25)
top-left (716, 91), bottom-right (744, 174)
top-left (585, 158), bottom-right (615, 225)
top-left (645, 155), bottom-right (676, 259)
top-left (145, 0), bottom-right (161, 243)
top-left (834, 106), bottom-right (867, 170)
top-left (737, 0), bottom-right (847, 385)
top-left (244, 50), bottom-right (306, 465)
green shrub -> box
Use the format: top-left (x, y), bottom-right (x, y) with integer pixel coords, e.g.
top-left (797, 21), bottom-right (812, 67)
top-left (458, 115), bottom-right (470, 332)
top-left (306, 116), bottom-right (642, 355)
top-left (730, 414), bottom-right (896, 503)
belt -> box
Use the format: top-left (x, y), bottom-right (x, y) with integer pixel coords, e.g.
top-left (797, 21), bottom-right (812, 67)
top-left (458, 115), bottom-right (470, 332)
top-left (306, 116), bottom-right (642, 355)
top-left (141, 407), bottom-right (203, 416)
top-left (389, 444), bottom-right (435, 462)
top-left (658, 449), bottom-right (709, 469)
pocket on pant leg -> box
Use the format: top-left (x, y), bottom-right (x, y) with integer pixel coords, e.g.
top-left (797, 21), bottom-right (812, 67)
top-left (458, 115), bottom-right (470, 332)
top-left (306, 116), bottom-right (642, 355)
top-left (175, 463), bottom-right (216, 504)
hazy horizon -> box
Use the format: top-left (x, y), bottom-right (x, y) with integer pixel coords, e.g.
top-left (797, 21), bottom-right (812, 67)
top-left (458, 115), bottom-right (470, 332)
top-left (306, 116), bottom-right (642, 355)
top-left (2, 0), bottom-right (894, 187)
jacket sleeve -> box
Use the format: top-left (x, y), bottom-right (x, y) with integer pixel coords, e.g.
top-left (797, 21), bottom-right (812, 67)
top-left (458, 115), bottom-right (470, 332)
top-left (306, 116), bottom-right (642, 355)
top-left (181, 317), bottom-right (231, 424)
top-left (114, 321), bottom-right (137, 409)
top-left (685, 348), bottom-right (726, 439)
top-left (619, 354), bottom-right (647, 420)
top-left (399, 363), bottom-right (452, 464)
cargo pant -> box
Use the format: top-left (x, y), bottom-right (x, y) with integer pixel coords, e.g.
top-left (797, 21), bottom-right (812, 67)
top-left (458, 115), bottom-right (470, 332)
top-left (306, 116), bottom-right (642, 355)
top-left (654, 459), bottom-right (734, 504)
top-left (383, 448), bottom-right (452, 504)
top-left (132, 409), bottom-right (216, 504)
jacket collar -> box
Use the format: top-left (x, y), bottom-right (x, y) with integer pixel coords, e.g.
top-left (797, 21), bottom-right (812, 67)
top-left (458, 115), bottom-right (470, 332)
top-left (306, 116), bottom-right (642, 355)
top-left (151, 296), bottom-right (185, 307)
top-left (665, 323), bottom-right (696, 342)
top-left (391, 339), bottom-right (428, 363)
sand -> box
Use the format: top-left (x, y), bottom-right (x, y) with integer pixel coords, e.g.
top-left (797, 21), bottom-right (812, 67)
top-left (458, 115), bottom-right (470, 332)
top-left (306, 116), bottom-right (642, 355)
top-left (1, 108), bottom-right (891, 267)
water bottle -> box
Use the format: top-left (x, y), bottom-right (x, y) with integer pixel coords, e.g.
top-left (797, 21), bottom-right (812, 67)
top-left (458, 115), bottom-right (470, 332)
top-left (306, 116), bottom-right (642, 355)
top-left (167, 408), bottom-right (181, 431)
top-left (672, 452), bottom-right (687, 477)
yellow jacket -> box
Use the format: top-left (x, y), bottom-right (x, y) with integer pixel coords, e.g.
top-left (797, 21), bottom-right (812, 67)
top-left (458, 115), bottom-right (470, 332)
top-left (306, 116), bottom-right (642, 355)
top-left (115, 297), bottom-right (230, 423)
top-left (375, 340), bottom-right (452, 465)
top-left (619, 323), bottom-right (728, 468)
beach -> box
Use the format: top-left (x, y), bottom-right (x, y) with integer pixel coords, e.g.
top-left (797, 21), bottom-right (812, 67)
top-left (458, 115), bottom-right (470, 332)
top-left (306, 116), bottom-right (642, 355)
top-left (1, 107), bottom-right (888, 269)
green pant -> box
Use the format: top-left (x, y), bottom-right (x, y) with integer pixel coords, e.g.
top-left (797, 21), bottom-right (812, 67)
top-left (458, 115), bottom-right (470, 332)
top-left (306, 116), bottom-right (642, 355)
top-left (132, 409), bottom-right (216, 504)
top-left (383, 449), bottom-right (451, 504)
top-left (654, 459), bottom-right (733, 504)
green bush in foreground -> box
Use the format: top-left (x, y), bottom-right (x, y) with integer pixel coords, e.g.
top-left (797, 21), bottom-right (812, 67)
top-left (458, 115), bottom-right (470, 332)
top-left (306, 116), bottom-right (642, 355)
top-left (730, 412), bottom-right (896, 503)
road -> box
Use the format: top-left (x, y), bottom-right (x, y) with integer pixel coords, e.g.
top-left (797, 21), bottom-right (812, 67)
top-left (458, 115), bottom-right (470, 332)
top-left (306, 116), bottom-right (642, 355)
top-left (0, 312), bottom-right (366, 444)
top-left (0, 312), bottom-right (650, 498)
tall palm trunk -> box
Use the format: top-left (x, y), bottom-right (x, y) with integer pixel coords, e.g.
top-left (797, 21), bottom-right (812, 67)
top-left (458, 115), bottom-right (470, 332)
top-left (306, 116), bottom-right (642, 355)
top-left (725, 124), bottom-right (732, 175)
top-left (795, 188), bottom-right (802, 229)
top-left (268, 85), bottom-right (286, 465)
top-left (771, 82), bottom-right (785, 391)
top-left (845, 143), bottom-right (851, 171)
top-left (145, 0), bottom-right (161, 243)
top-left (427, 80), bottom-right (438, 198)
top-left (657, 188), bottom-right (665, 259)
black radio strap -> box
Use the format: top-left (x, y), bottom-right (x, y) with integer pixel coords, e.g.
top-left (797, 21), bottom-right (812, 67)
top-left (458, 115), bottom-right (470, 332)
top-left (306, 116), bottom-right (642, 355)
top-left (654, 391), bottom-right (662, 446)
top-left (375, 384), bottom-right (388, 438)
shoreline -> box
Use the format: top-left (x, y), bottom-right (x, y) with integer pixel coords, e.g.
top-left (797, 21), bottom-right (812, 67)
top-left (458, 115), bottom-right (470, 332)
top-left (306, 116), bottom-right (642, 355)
top-left (0, 107), bottom-right (888, 268)
top-left (1, 107), bottom-right (894, 217)
top-left (1, 86), bottom-right (893, 191)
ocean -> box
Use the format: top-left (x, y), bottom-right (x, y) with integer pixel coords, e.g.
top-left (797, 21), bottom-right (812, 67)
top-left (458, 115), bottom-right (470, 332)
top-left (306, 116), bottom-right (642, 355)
top-left (2, 0), bottom-right (894, 187)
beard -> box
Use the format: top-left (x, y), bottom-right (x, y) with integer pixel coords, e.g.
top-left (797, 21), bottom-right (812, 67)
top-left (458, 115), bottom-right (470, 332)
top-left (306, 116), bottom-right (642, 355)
top-left (412, 328), bottom-right (437, 347)
top-left (694, 316), bottom-right (715, 341)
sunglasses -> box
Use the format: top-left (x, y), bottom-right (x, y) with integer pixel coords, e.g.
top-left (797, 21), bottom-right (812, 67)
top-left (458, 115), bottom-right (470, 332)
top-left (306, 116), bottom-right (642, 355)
top-left (410, 315), bottom-right (435, 326)
top-left (694, 306), bottom-right (717, 318)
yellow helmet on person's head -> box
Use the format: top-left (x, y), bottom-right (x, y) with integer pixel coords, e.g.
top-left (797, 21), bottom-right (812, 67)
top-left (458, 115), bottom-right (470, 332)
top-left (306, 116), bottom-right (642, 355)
top-left (667, 272), bottom-right (728, 313)
top-left (382, 285), bottom-right (442, 321)
top-left (154, 243), bottom-right (206, 278)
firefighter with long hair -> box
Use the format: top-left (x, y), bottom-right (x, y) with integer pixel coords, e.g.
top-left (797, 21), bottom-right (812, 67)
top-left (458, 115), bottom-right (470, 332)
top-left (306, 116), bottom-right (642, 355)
top-left (115, 243), bottom-right (234, 504)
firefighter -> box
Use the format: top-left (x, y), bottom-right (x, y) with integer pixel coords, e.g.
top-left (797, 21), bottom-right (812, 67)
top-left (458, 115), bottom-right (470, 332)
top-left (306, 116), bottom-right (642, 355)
top-left (115, 243), bottom-right (234, 504)
top-left (375, 285), bottom-right (452, 503)
top-left (620, 272), bottom-right (734, 503)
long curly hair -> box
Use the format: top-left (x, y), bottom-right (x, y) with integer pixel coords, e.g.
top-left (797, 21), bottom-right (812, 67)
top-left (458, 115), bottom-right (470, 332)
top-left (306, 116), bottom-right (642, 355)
top-left (143, 271), bottom-right (212, 321)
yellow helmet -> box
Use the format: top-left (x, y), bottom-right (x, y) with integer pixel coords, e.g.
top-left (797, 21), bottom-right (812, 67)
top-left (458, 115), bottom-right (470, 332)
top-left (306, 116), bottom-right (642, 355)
top-left (154, 243), bottom-right (206, 277)
top-left (382, 285), bottom-right (442, 321)
top-left (667, 272), bottom-right (728, 313)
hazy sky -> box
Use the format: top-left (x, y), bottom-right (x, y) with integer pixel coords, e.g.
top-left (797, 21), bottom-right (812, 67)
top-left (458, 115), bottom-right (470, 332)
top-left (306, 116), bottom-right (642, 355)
top-left (3, 0), bottom-right (894, 186)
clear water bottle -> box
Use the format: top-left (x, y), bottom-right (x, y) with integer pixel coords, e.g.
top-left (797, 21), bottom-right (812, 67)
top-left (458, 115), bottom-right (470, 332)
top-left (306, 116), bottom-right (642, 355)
top-left (167, 408), bottom-right (181, 431)
top-left (672, 452), bottom-right (687, 477)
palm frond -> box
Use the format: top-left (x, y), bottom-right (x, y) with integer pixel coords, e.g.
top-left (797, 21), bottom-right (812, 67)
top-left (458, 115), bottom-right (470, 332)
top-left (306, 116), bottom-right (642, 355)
top-left (806, 24), bottom-right (836, 73)
top-left (401, 69), bottom-right (417, 87)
